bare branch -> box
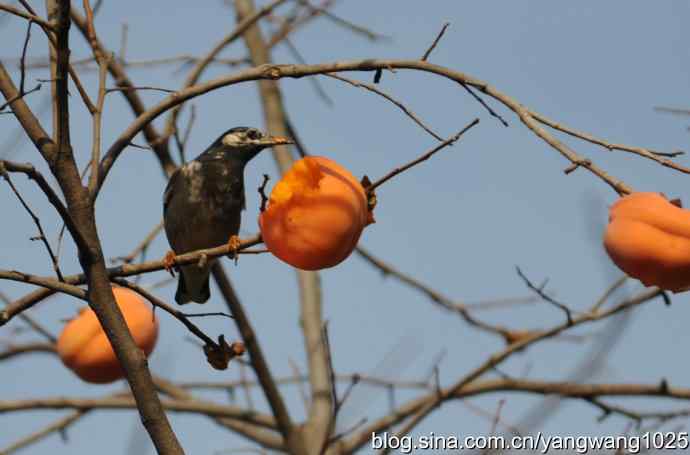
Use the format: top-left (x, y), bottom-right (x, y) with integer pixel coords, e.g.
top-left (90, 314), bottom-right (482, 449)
top-left (0, 269), bottom-right (85, 300)
top-left (70, 8), bottom-right (177, 179)
top-left (345, 287), bottom-right (666, 450)
top-left (0, 3), bottom-right (56, 30)
top-left (83, 0), bottom-right (108, 195)
top-left (421, 22), bottom-right (449, 61)
top-left (324, 73), bottom-right (443, 141)
top-left (0, 161), bottom-right (65, 281)
top-left (0, 396), bottom-right (277, 428)
top-left (162, 0), bottom-right (291, 143)
top-left (154, 376), bottom-right (284, 450)
top-left (112, 278), bottom-right (244, 371)
top-left (210, 263), bottom-right (295, 443)
top-left (515, 266), bottom-right (574, 326)
top-left (0, 290), bottom-right (56, 342)
top-left (0, 160), bottom-right (88, 266)
top-left (367, 119), bottom-right (479, 193)
top-left (295, 0), bottom-right (388, 42)
top-left (356, 245), bottom-right (517, 341)
top-left (18, 19), bottom-right (32, 94)
top-left (111, 221), bottom-right (164, 264)
top-left (94, 59), bottom-right (632, 197)
top-left (530, 109), bottom-right (690, 174)
top-left (235, 1), bottom-right (328, 451)
top-left (0, 410), bottom-right (87, 454)
top-left (106, 86), bottom-right (177, 95)
top-left (0, 234), bottom-right (262, 326)
top-left (0, 82), bottom-right (41, 112)
top-left (0, 341), bottom-right (55, 361)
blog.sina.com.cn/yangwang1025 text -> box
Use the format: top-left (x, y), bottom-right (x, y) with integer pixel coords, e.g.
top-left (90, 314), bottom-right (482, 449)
top-left (371, 431), bottom-right (690, 453)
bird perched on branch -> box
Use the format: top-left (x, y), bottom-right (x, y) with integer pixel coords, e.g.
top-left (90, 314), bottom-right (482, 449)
top-left (163, 127), bottom-right (292, 304)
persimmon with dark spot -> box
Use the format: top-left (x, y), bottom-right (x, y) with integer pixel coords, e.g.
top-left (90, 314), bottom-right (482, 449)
top-left (57, 286), bottom-right (159, 384)
top-left (259, 156), bottom-right (374, 270)
top-left (604, 192), bottom-right (690, 292)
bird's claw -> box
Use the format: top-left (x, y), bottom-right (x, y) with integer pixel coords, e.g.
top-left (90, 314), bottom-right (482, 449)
top-left (227, 235), bottom-right (241, 264)
top-left (197, 253), bottom-right (208, 269)
top-left (163, 251), bottom-right (177, 277)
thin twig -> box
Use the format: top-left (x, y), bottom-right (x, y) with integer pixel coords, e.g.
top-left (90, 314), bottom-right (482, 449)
top-left (368, 118), bottom-right (479, 193)
top-left (355, 245), bottom-right (511, 340)
top-left (0, 410), bottom-right (87, 454)
top-left (343, 287), bottom-right (666, 452)
top-left (0, 83), bottom-right (41, 111)
top-left (0, 342), bottom-right (56, 361)
top-left (84, 0), bottom-right (108, 196)
top-left (295, 0), bottom-right (388, 42)
top-left (162, 0), bottom-right (290, 143)
top-left (325, 73), bottom-right (443, 141)
top-left (421, 22), bottom-right (449, 61)
top-left (282, 36), bottom-right (333, 106)
top-left (516, 266), bottom-right (574, 326)
top-left (112, 278), bottom-right (243, 371)
top-left (105, 86), bottom-right (177, 95)
top-left (0, 161), bottom-right (64, 281)
top-left (19, 19), bottom-right (32, 94)
top-left (111, 221), bottom-right (164, 264)
top-left (459, 82), bottom-right (509, 127)
top-left (0, 290), bottom-right (56, 342)
top-left (530, 109), bottom-right (690, 174)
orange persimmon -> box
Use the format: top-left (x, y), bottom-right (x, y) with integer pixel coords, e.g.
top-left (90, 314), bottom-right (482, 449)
top-left (603, 192), bottom-right (690, 292)
top-left (57, 286), bottom-right (159, 384)
top-left (259, 156), bottom-right (374, 270)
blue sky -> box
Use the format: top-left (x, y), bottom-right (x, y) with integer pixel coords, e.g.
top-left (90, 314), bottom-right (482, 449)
top-left (2, 1), bottom-right (690, 453)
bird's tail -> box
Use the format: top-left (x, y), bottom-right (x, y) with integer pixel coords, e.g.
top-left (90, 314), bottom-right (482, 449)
top-left (175, 265), bottom-right (211, 304)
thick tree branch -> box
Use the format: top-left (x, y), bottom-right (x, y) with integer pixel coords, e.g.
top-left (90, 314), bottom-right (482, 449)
top-left (38, 2), bottom-right (186, 452)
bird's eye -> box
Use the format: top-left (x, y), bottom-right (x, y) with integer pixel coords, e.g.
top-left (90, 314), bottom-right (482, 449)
top-left (246, 129), bottom-right (262, 140)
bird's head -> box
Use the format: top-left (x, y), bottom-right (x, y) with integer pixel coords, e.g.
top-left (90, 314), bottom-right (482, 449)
top-left (209, 127), bottom-right (293, 163)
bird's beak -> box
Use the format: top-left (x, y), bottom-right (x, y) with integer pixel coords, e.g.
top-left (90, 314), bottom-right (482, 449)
top-left (260, 135), bottom-right (294, 146)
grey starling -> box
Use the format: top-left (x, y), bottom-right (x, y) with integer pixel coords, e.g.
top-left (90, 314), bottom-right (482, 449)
top-left (163, 127), bottom-right (292, 304)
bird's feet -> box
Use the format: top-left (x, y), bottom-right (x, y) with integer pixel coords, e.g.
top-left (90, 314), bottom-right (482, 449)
top-left (227, 235), bottom-right (241, 264)
top-left (163, 251), bottom-right (177, 276)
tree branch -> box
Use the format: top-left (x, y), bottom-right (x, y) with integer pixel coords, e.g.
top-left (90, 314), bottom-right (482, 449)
top-left (95, 59), bottom-right (634, 197)
top-left (0, 234), bottom-right (261, 325)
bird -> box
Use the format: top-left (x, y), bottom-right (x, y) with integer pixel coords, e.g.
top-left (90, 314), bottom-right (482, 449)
top-left (163, 126), bottom-right (292, 304)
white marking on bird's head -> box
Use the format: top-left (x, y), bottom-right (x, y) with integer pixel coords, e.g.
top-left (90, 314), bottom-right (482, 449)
top-left (221, 128), bottom-right (265, 147)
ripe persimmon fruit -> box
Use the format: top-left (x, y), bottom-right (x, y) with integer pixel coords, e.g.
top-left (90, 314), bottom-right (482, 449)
top-left (57, 286), bottom-right (159, 384)
top-left (259, 156), bottom-right (374, 270)
top-left (604, 192), bottom-right (690, 292)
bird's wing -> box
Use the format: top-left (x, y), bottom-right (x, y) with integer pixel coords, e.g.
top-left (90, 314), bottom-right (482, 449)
top-left (163, 168), bottom-right (181, 213)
